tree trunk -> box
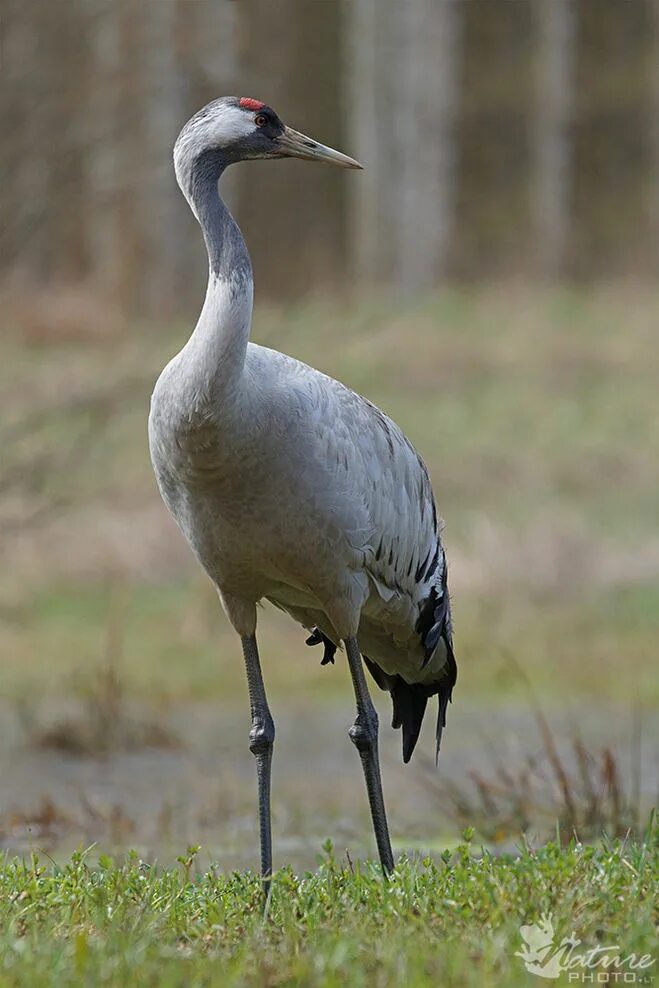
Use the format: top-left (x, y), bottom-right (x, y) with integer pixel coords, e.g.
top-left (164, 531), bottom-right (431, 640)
top-left (86, 0), bottom-right (121, 300)
top-left (346, 0), bottom-right (461, 291)
top-left (392, 0), bottom-right (462, 289)
top-left (532, 0), bottom-right (576, 278)
top-left (140, 0), bottom-right (184, 314)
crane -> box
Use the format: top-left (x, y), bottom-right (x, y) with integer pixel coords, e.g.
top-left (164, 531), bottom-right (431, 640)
top-left (149, 97), bottom-right (457, 886)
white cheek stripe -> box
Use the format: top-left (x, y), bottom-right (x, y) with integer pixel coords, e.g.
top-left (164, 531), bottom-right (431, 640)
top-left (211, 104), bottom-right (256, 144)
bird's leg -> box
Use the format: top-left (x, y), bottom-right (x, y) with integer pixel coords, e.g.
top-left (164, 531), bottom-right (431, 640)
top-left (344, 635), bottom-right (395, 875)
top-left (241, 634), bottom-right (275, 898)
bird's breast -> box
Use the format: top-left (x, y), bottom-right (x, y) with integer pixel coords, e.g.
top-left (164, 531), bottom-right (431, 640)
top-left (150, 430), bottom-right (350, 599)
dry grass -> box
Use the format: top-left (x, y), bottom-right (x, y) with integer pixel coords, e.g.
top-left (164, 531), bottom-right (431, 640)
top-left (422, 705), bottom-right (649, 845)
top-left (0, 278), bottom-right (128, 345)
top-left (0, 795), bottom-right (135, 850)
top-left (22, 599), bottom-right (180, 757)
top-left (418, 648), bottom-right (655, 845)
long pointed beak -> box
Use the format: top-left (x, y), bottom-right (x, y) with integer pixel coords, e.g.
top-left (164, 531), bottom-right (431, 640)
top-left (275, 126), bottom-right (362, 169)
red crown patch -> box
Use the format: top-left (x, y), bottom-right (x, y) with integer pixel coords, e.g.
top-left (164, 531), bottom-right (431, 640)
top-left (239, 97), bottom-right (265, 111)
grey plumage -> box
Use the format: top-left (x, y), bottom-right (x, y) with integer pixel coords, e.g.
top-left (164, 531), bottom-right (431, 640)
top-left (148, 97), bottom-right (457, 879)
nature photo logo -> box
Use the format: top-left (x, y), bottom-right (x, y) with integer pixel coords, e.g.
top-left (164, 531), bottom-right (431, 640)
top-left (516, 913), bottom-right (656, 982)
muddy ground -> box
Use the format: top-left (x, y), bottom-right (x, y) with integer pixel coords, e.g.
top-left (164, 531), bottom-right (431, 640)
top-left (1, 695), bottom-right (655, 871)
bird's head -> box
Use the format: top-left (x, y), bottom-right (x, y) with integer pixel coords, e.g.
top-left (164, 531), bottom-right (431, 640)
top-left (174, 96), bottom-right (362, 190)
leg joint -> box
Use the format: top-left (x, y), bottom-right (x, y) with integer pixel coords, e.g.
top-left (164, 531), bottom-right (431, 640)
top-left (349, 707), bottom-right (379, 752)
top-left (249, 713), bottom-right (275, 756)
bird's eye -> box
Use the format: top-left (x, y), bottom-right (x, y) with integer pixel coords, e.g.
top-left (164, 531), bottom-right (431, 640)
top-left (255, 114), bottom-right (267, 128)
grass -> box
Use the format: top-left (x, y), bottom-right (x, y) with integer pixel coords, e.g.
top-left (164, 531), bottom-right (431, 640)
top-left (0, 826), bottom-right (656, 987)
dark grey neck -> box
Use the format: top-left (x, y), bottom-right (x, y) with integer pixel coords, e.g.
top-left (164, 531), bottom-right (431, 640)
top-left (175, 149), bottom-right (254, 409)
top-left (188, 150), bottom-right (252, 283)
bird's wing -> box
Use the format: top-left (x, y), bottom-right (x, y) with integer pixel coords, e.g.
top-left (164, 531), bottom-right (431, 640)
top-left (269, 353), bottom-right (449, 645)
top-left (318, 380), bottom-right (450, 644)
top-left (249, 346), bottom-right (457, 762)
top-left (292, 361), bottom-right (457, 760)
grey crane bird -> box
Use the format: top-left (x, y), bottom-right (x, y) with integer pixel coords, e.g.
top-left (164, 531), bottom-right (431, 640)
top-left (149, 97), bottom-right (457, 886)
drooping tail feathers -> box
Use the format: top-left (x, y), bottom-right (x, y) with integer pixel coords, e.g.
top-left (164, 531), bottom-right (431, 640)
top-left (306, 616), bottom-right (456, 764)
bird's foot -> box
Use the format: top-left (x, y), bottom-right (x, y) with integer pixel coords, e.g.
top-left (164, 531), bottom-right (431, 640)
top-left (305, 627), bottom-right (336, 665)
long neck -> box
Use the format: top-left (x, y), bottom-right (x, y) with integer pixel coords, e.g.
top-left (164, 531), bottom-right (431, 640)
top-left (183, 152), bottom-right (253, 405)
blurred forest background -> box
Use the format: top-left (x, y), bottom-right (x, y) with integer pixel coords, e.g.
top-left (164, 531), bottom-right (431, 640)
top-left (2, 0), bottom-right (659, 315)
top-left (0, 0), bottom-right (657, 866)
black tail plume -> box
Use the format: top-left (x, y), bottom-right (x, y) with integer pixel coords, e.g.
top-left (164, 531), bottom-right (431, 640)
top-left (391, 679), bottom-right (429, 763)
